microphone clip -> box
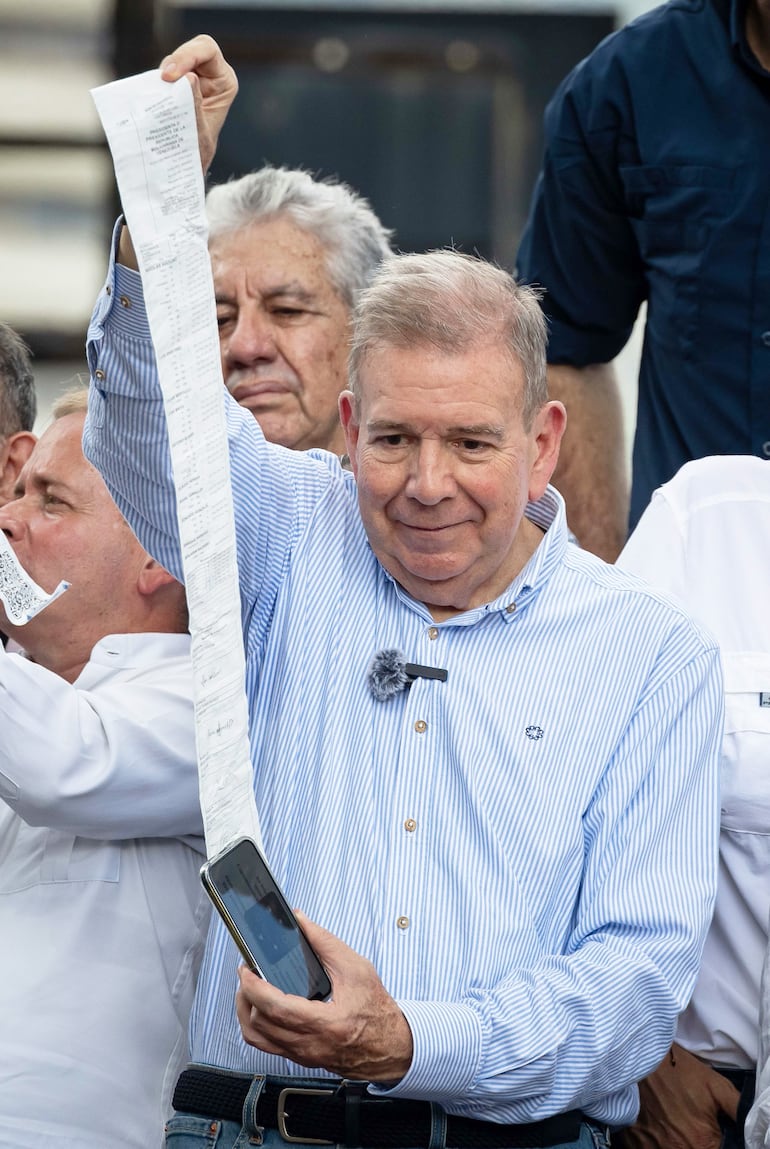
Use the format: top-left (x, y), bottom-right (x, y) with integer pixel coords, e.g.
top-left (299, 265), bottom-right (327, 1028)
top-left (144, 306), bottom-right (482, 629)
top-left (404, 662), bottom-right (448, 684)
top-left (367, 648), bottom-right (448, 701)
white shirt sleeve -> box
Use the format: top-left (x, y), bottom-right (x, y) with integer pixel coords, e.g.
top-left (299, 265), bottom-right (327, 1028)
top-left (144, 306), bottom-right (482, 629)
top-left (0, 635), bottom-right (202, 842)
top-left (617, 487), bottom-right (687, 601)
top-left (748, 984), bottom-right (770, 1148)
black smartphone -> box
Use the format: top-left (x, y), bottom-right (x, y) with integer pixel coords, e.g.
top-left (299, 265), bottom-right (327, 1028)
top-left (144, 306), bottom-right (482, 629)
top-left (200, 836), bottom-right (332, 1001)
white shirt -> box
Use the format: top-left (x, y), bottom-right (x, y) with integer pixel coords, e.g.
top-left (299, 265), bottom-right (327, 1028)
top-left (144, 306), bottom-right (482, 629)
top-left (0, 632), bottom-right (208, 1149)
top-left (619, 454), bottom-right (770, 1069)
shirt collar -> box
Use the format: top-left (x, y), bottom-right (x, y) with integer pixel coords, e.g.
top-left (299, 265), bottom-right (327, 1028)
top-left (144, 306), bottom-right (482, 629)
top-left (84, 631), bottom-right (191, 670)
top-left (492, 484), bottom-right (568, 619)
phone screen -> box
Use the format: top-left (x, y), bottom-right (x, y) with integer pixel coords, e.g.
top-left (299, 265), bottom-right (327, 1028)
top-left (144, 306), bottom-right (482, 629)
top-left (201, 838), bottom-right (331, 1001)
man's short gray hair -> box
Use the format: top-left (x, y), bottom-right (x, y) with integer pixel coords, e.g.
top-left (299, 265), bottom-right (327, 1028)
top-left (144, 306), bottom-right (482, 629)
top-left (348, 250), bottom-right (548, 428)
top-left (0, 323), bottom-right (36, 437)
top-left (205, 166), bottom-right (394, 310)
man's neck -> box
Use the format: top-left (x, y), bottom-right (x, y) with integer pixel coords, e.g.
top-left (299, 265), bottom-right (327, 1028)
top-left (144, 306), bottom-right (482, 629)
top-left (1, 632), bottom-right (89, 682)
top-left (746, 0), bottom-right (770, 69)
top-left (22, 650), bottom-right (87, 684)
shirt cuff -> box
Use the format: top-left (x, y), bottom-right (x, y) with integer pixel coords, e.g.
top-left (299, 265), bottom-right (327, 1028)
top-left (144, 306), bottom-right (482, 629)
top-left (544, 312), bottom-right (634, 368)
top-left (91, 217), bottom-right (152, 330)
top-left (369, 999), bottom-right (482, 1104)
top-left (86, 218), bottom-right (155, 394)
top-left (108, 262), bottom-right (151, 339)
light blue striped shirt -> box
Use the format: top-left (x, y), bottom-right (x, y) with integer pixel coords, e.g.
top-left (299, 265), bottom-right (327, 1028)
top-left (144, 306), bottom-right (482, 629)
top-left (84, 257), bottom-right (722, 1127)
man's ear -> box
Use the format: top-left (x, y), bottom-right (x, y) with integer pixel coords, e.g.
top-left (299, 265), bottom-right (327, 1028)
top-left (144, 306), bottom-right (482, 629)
top-left (136, 555), bottom-right (179, 598)
top-left (0, 431), bottom-right (36, 504)
top-left (339, 391), bottom-right (360, 475)
top-left (528, 401), bottom-right (567, 503)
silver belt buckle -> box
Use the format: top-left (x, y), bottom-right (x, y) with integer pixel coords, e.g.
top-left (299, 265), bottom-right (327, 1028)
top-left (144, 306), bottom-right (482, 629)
top-left (276, 1086), bottom-right (336, 1145)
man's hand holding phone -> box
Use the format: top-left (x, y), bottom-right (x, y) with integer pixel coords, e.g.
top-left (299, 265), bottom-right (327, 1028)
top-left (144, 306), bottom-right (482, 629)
top-left (235, 910), bottom-right (414, 1084)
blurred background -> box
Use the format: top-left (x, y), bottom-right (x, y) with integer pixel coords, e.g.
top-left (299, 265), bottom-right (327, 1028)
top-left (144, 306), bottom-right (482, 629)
top-left (0, 0), bottom-right (658, 433)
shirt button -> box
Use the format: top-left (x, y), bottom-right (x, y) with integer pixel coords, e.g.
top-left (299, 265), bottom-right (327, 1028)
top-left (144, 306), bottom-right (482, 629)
top-left (762, 331), bottom-right (770, 347)
top-left (414, 719), bottom-right (427, 733)
top-left (105, 285), bottom-right (111, 295)
top-left (397, 916), bottom-right (410, 930)
top-left (763, 442), bottom-right (770, 458)
top-left (94, 369), bottom-right (106, 381)
top-left (427, 627), bottom-right (438, 640)
top-left (505, 602), bottom-right (516, 614)
top-left (119, 294), bottom-right (132, 308)
top-left (404, 818), bottom-right (417, 832)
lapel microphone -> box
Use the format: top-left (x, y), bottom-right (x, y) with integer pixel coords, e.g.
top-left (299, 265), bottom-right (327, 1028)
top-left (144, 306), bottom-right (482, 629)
top-left (367, 648), bottom-right (448, 701)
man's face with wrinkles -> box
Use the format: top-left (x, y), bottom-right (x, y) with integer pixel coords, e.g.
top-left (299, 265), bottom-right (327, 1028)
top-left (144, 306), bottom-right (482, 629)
top-left (211, 215), bottom-right (351, 454)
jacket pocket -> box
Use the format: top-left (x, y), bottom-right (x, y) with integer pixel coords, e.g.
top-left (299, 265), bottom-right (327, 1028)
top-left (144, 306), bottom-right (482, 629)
top-left (719, 651), bottom-right (770, 834)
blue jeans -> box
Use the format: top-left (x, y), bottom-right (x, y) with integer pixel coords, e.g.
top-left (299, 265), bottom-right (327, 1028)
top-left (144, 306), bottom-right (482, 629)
top-left (164, 1074), bottom-right (612, 1149)
top-left (166, 1120), bottom-right (609, 1149)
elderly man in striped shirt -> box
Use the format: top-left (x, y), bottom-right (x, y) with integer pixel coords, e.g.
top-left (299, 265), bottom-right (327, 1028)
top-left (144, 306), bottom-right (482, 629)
top-left (84, 35), bottom-right (723, 1149)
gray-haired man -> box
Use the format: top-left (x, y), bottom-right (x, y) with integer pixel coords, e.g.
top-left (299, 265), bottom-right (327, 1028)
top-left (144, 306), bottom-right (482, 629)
top-left (85, 35), bottom-right (723, 1149)
top-left (207, 166), bottom-right (393, 453)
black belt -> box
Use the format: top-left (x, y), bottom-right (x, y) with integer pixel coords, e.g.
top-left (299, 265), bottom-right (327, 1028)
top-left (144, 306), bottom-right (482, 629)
top-left (173, 1068), bottom-right (590, 1147)
top-left (715, 1066), bottom-right (754, 1093)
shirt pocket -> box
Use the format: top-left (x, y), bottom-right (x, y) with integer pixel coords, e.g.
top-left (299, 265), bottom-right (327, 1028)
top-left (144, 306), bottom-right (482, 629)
top-left (719, 651), bottom-right (770, 834)
top-left (618, 163), bottom-right (734, 353)
top-left (0, 821), bottom-right (120, 893)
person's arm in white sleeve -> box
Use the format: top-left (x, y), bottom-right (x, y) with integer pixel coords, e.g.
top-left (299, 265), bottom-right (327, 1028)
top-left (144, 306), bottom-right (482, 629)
top-left (746, 955), bottom-right (770, 1149)
top-left (617, 486), bottom-right (687, 598)
top-left (0, 639), bottom-right (202, 842)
